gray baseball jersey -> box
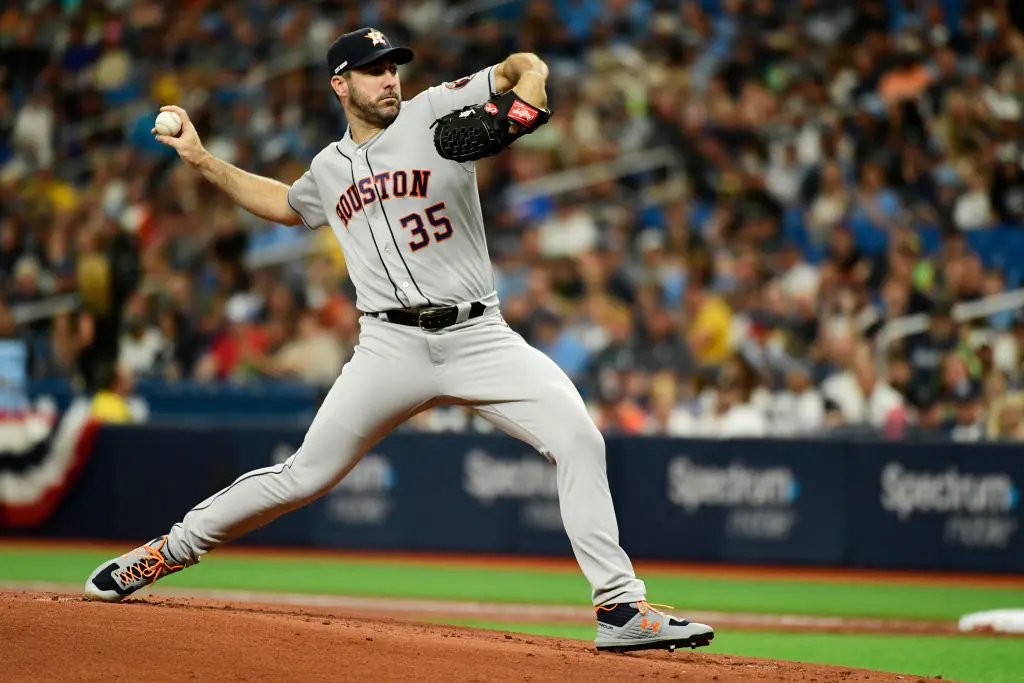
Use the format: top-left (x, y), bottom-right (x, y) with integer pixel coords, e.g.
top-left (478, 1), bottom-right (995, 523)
top-left (285, 65), bottom-right (500, 313)
top-left (159, 64), bottom-right (648, 609)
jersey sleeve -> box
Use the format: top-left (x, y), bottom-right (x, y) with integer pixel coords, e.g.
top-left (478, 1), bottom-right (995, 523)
top-left (286, 169), bottom-right (329, 230)
top-left (424, 64), bottom-right (498, 119)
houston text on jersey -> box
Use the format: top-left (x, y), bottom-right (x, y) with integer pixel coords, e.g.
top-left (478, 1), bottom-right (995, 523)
top-left (335, 169), bottom-right (432, 228)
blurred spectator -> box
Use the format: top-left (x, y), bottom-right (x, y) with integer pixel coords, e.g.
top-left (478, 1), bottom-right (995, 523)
top-left (953, 164), bottom-right (997, 230)
top-left (532, 308), bottom-right (592, 382)
top-left (766, 142), bottom-right (804, 207)
top-left (943, 377), bottom-right (987, 442)
top-left (74, 219), bottom-right (141, 392)
top-left (588, 372), bottom-right (647, 435)
top-left (821, 345), bottom-right (905, 430)
top-left (11, 91), bottom-right (54, 169)
top-left (118, 311), bottom-right (167, 379)
top-left (807, 162), bottom-right (850, 244)
top-left (88, 362), bottom-right (143, 424)
top-left (644, 371), bottom-right (696, 437)
top-left (850, 162), bottom-right (903, 232)
top-left (902, 390), bottom-right (948, 441)
top-left (193, 304), bottom-right (270, 383)
top-left (537, 195), bottom-right (599, 258)
top-left (635, 305), bottom-right (693, 376)
top-left (903, 298), bottom-right (962, 397)
top-left (991, 143), bottom-right (1024, 224)
top-left (692, 367), bottom-right (767, 439)
top-left (767, 364), bottom-right (825, 436)
top-left (3, 0), bottom-right (1024, 442)
top-left (0, 302), bottom-right (28, 412)
top-left (41, 312), bottom-right (84, 379)
top-left (684, 277), bottom-right (733, 370)
top-left (256, 309), bottom-right (345, 387)
top-left (988, 392), bottom-right (1024, 441)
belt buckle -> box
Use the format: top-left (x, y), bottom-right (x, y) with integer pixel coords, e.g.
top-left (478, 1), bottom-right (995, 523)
top-left (418, 307), bottom-right (448, 331)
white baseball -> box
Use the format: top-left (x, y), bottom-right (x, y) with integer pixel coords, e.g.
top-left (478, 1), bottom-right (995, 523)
top-left (154, 111), bottom-right (182, 137)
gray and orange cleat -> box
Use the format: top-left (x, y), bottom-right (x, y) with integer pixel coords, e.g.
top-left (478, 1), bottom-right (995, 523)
top-left (594, 601), bottom-right (714, 653)
top-left (84, 535), bottom-right (185, 602)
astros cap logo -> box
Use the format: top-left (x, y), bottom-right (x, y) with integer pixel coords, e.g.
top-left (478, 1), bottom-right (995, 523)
top-left (365, 29), bottom-right (387, 46)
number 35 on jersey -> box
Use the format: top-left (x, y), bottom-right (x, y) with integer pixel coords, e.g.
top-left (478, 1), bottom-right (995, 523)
top-left (334, 169), bottom-right (449, 253)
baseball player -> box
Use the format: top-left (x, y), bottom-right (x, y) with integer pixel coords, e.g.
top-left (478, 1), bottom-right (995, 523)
top-left (84, 28), bottom-right (713, 653)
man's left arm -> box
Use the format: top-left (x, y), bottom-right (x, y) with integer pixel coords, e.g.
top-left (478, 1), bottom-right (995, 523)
top-left (428, 53), bottom-right (553, 163)
top-left (424, 52), bottom-right (549, 118)
top-left (493, 53), bottom-right (549, 110)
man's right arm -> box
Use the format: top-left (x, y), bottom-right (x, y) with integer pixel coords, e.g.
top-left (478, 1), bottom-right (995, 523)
top-left (193, 153), bottom-right (300, 226)
top-left (153, 105), bottom-right (303, 227)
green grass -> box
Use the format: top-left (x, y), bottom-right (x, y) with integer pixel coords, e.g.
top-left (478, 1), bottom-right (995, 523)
top-left (437, 621), bottom-right (1024, 683)
top-left (3, 546), bottom-right (1024, 682)
top-left (2, 547), bottom-right (1023, 621)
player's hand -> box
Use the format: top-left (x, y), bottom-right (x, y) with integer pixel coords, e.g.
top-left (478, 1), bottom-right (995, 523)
top-left (152, 105), bottom-right (208, 169)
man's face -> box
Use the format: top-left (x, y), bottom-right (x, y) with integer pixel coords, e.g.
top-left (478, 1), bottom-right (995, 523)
top-left (15, 269), bottom-right (37, 295)
top-left (956, 400), bottom-right (980, 425)
top-left (919, 403), bottom-right (942, 428)
top-left (855, 360), bottom-right (876, 395)
top-left (785, 369), bottom-right (810, 393)
top-left (337, 60), bottom-right (402, 127)
top-left (888, 360), bottom-right (910, 387)
top-left (999, 404), bottom-right (1022, 433)
top-left (718, 385), bottom-right (742, 411)
top-left (648, 311), bottom-right (672, 340)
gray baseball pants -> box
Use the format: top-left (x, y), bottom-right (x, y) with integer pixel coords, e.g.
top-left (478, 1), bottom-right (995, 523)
top-left (164, 310), bottom-right (646, 606)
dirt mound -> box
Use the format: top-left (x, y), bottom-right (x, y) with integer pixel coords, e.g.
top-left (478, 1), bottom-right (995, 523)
top-left (1, 592), bottom-right (947, 683)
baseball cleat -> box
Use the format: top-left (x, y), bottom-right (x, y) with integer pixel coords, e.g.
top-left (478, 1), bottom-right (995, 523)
top-left (594, 601), bottom-right (714, 653)
top-left (84, 535), bottom-right (184, 602)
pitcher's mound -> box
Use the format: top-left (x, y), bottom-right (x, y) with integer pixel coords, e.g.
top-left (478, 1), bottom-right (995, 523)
top-left (2, 592), bottom-right (943, 682)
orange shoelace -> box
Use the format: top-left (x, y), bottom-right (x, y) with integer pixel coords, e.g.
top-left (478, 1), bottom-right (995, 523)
top-left (114, 538), bottom-right (183, 586)
top-left (638, 601), bottom-right (674, 616)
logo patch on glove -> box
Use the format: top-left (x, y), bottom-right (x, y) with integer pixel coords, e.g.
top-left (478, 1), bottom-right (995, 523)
top-left (508, 100), bottom-right (539, 127)
top-left (430, 91), bottom-right (551, 163)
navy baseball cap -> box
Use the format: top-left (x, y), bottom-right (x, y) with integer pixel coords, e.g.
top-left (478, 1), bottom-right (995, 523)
top-left (327, 27), bottom-right (414, 77)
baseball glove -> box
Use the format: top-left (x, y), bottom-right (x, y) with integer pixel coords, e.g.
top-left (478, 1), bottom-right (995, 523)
top-left (431, 90), bottom-right (551, 163)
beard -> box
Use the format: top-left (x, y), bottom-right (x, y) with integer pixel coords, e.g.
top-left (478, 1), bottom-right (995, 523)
top-left (349, 86), bottom-right (401, 128)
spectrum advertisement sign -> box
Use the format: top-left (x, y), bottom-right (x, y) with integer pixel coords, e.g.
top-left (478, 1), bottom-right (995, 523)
top-left (848, 444), bottom-right (1022, 572)
top-left (612, 438), bottom-right (846, 565)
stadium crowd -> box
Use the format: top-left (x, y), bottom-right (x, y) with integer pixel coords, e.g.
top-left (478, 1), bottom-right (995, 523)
top-left (3, 0), bottom-right (1024, 441)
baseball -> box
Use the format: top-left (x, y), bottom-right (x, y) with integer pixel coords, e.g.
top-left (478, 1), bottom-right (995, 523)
top-left (154, 111), bottom-right (182, 137)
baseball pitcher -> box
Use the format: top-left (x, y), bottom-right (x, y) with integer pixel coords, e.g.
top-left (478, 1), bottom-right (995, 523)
top-left (84, 27), bottom-right (714, 654)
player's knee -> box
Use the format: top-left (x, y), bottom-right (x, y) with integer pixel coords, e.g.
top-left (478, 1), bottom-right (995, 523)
top-left (285, 464), bottom-right (336, 502)
top-left (577, 422), bottom-right (606, 461)
top-left (548, 419), bottom-right (605, 465)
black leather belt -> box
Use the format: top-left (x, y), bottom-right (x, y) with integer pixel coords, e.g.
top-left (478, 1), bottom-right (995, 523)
top-left (366, 301), bottom-right (487, 331)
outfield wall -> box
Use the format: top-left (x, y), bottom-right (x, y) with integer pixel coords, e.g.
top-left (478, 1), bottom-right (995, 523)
top-left (3, 425), bottom-right (1021, 573)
